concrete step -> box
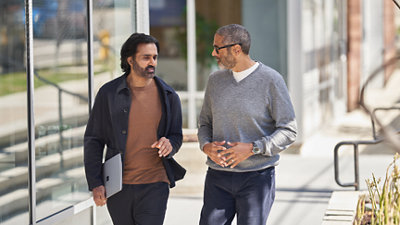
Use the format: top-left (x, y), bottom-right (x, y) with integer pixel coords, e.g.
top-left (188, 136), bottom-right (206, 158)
top-left (0, 146), bottom-right (84, 195)
top-left (0, 107), bottom-right (88, 149)
top-left (0, 166), bottom-right (87, 219)
top-left (0, 126), bottom-right (85, 166)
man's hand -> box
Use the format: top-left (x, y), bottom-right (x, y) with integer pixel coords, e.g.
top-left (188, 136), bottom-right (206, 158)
top-left (203, 141), bottom-right (227, 167)
top-left (151, 137), bottom-right (172, 157)
top-left (222, 142), bottom-right (253, 168)
top-left (92, 185), bottom-right (107, 206)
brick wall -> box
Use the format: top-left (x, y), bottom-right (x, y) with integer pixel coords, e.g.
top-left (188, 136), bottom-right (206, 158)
top-left (384, 0), bottom-right (397, 84)
top-left (347, 0), bottom-right (362, 111)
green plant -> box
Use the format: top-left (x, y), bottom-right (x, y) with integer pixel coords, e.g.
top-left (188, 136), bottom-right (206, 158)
top-left (355, 153), bottom-right (400, 225)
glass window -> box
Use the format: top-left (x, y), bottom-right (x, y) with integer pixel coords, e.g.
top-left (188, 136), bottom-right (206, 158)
top-left (242, 0), bottom-right (287, 79)
top-left (93, 0), bottom-right (134, 81)
top-left (149, 0), bottom-right (188, 91)
top-left (196, 0), bottom-right (287, 84)
top-left (32, 0), bottom-right (90, 220)
top-left (0, 0), bottom-right (29, 224)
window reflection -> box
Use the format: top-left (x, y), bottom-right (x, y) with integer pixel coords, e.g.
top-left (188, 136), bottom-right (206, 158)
top-left (150, 0), bottom-right (188, 91)
top-left (195, 0), bottom-right (241, 90)
top-left (32, 0), bottom-right (90, 220)
top-left (0, 1), bottom-right (29, 224)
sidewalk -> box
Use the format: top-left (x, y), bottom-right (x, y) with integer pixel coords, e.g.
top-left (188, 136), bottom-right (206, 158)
top-left (164, 70), bottom-right (400, 225)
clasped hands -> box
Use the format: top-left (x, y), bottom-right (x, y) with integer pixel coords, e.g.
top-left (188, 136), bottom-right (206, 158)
top-left (203, 141), bottom-right (253, 168)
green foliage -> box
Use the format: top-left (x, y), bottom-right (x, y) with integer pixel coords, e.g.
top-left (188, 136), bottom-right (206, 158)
top-left (0, 65), bottom-right (107, 96)
top-left (355, 153), bottom-right (400, 225)
top-left (0, 71), bottom-right (27, 96)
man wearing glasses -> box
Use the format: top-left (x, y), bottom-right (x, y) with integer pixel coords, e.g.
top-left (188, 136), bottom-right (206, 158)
top-left (198, 24), bottom-right (297, 225)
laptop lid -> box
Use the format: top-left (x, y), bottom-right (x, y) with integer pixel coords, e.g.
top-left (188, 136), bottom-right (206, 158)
top-left (102, 153), bottom-right (122, 198)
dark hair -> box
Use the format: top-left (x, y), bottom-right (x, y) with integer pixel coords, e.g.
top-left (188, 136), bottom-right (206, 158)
top-left (120, 33), bottom-right (160, 73)
top-left (215, 24), bottom-right (251, 55)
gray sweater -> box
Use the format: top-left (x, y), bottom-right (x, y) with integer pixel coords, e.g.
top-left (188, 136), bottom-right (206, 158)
top-left (197, 63), bottom-right (297, 172)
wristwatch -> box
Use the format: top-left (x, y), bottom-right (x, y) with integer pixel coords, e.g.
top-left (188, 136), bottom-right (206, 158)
top-left (252, 142), bottom-right (262, 155)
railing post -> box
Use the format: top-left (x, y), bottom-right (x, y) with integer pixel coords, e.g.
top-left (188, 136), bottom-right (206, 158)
top-left (334, 143), bottom-right (340, 186)
top-left (334, 142), bottom-right (361, 190)
top-left (58, 89), bottom-right (64, 169)
top-left (354, 144), bottom-right (360, 190)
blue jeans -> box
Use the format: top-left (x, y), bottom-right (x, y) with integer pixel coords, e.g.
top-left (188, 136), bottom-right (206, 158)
top-left (200, 167), bottom-right (275, 225)
top-left (107, 182), bottom-right (169, 225)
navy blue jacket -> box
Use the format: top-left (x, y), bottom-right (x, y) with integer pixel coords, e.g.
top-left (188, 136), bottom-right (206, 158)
top-left (84, 73), bottom-right (185, 191)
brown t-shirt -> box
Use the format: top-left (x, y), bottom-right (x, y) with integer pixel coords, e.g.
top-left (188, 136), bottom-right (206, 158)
top-left (123, 79), bottom-right (169, 184)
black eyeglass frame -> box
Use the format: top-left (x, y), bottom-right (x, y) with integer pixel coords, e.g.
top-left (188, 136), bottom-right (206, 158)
top-left (213, 43), bottom-right (242, 54)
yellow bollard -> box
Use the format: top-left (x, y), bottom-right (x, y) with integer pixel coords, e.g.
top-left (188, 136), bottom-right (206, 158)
top-left (98, 30), bottom-right (110, 61)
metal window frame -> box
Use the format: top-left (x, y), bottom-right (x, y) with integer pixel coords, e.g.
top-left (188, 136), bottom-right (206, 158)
top-left (24, 0), bottom-right (97, 224)
top-left (186, 0), bottom-right (197, 129)
top-left (135, 0), bottom-right (149, 34)
top-left (25, 0), bottom-right (36, 224)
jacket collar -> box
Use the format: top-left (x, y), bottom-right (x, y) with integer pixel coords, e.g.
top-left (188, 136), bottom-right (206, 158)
top-left (116, 73), bottom-right (130, 94)
top-left (153, 76), bottom-right (174, 95)
top-left (116, 73), bottom-right (173, 95)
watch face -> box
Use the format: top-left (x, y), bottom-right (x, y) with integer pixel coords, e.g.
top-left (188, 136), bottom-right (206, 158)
top-left (253, 147), bottom-right (261, 154)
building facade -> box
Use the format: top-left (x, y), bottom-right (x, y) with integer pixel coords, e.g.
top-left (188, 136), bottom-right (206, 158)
top-left (0, 0), bottom-right (395, 224)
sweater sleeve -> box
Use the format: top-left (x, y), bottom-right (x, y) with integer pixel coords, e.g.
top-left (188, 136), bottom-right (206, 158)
top-left (254, 73), bottom-right (298, 156)
top-left (197, 77), bottom-right (213, 151)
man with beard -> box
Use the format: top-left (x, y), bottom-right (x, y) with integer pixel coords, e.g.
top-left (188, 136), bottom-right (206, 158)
top-left (197, 24), bottom-right (297, 225)
top-left (84, 33), bottom-right (185, 225)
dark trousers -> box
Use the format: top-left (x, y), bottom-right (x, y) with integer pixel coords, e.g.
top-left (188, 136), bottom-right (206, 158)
top-left (200, 167), bottom-right (275, 225)
top-left (107, 182), bottom-right (169, 225)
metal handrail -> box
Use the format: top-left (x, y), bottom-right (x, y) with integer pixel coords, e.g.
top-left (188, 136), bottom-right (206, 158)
top-left (1, 56), bottom-right (88, 168)
top-left (33, 70), bottom-right (89, 102)
top-left (33, 70), bottom-right (88, 169)
top-left (371, 107), bottom-right (400, 140)
top-left (334, 139), bottom-right (383, 190)
top-left (334, 51), bottom-right (400, 190)
top-left (334, 106), bottom-right (400, 190)
top-left (334, 128), bottom-right (400, 190)
top-left (359, 55), bottom-right (400, 152)
top-left (34, 70), bottom-right (89, 168)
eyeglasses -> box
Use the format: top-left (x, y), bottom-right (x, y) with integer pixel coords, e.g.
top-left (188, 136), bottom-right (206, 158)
top-left (213, 43), bottom-right (241, 54)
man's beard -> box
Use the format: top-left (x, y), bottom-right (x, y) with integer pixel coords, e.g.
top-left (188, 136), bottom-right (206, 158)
top-left (216, 52), bottom-right (236, 69)
top-left (132, 60), bottom-right (155, 79)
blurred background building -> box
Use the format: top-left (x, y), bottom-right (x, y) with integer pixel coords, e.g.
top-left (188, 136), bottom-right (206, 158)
top-left (0, 0), bottom-right (397, 224)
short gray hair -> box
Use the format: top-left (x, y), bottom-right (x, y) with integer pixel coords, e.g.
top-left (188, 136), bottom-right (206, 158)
top-left (216, 24), bottom-right (251, 55)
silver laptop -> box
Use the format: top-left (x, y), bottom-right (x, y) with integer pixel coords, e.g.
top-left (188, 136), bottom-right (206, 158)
top-left (102, 153), bottom-right (122, 198)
